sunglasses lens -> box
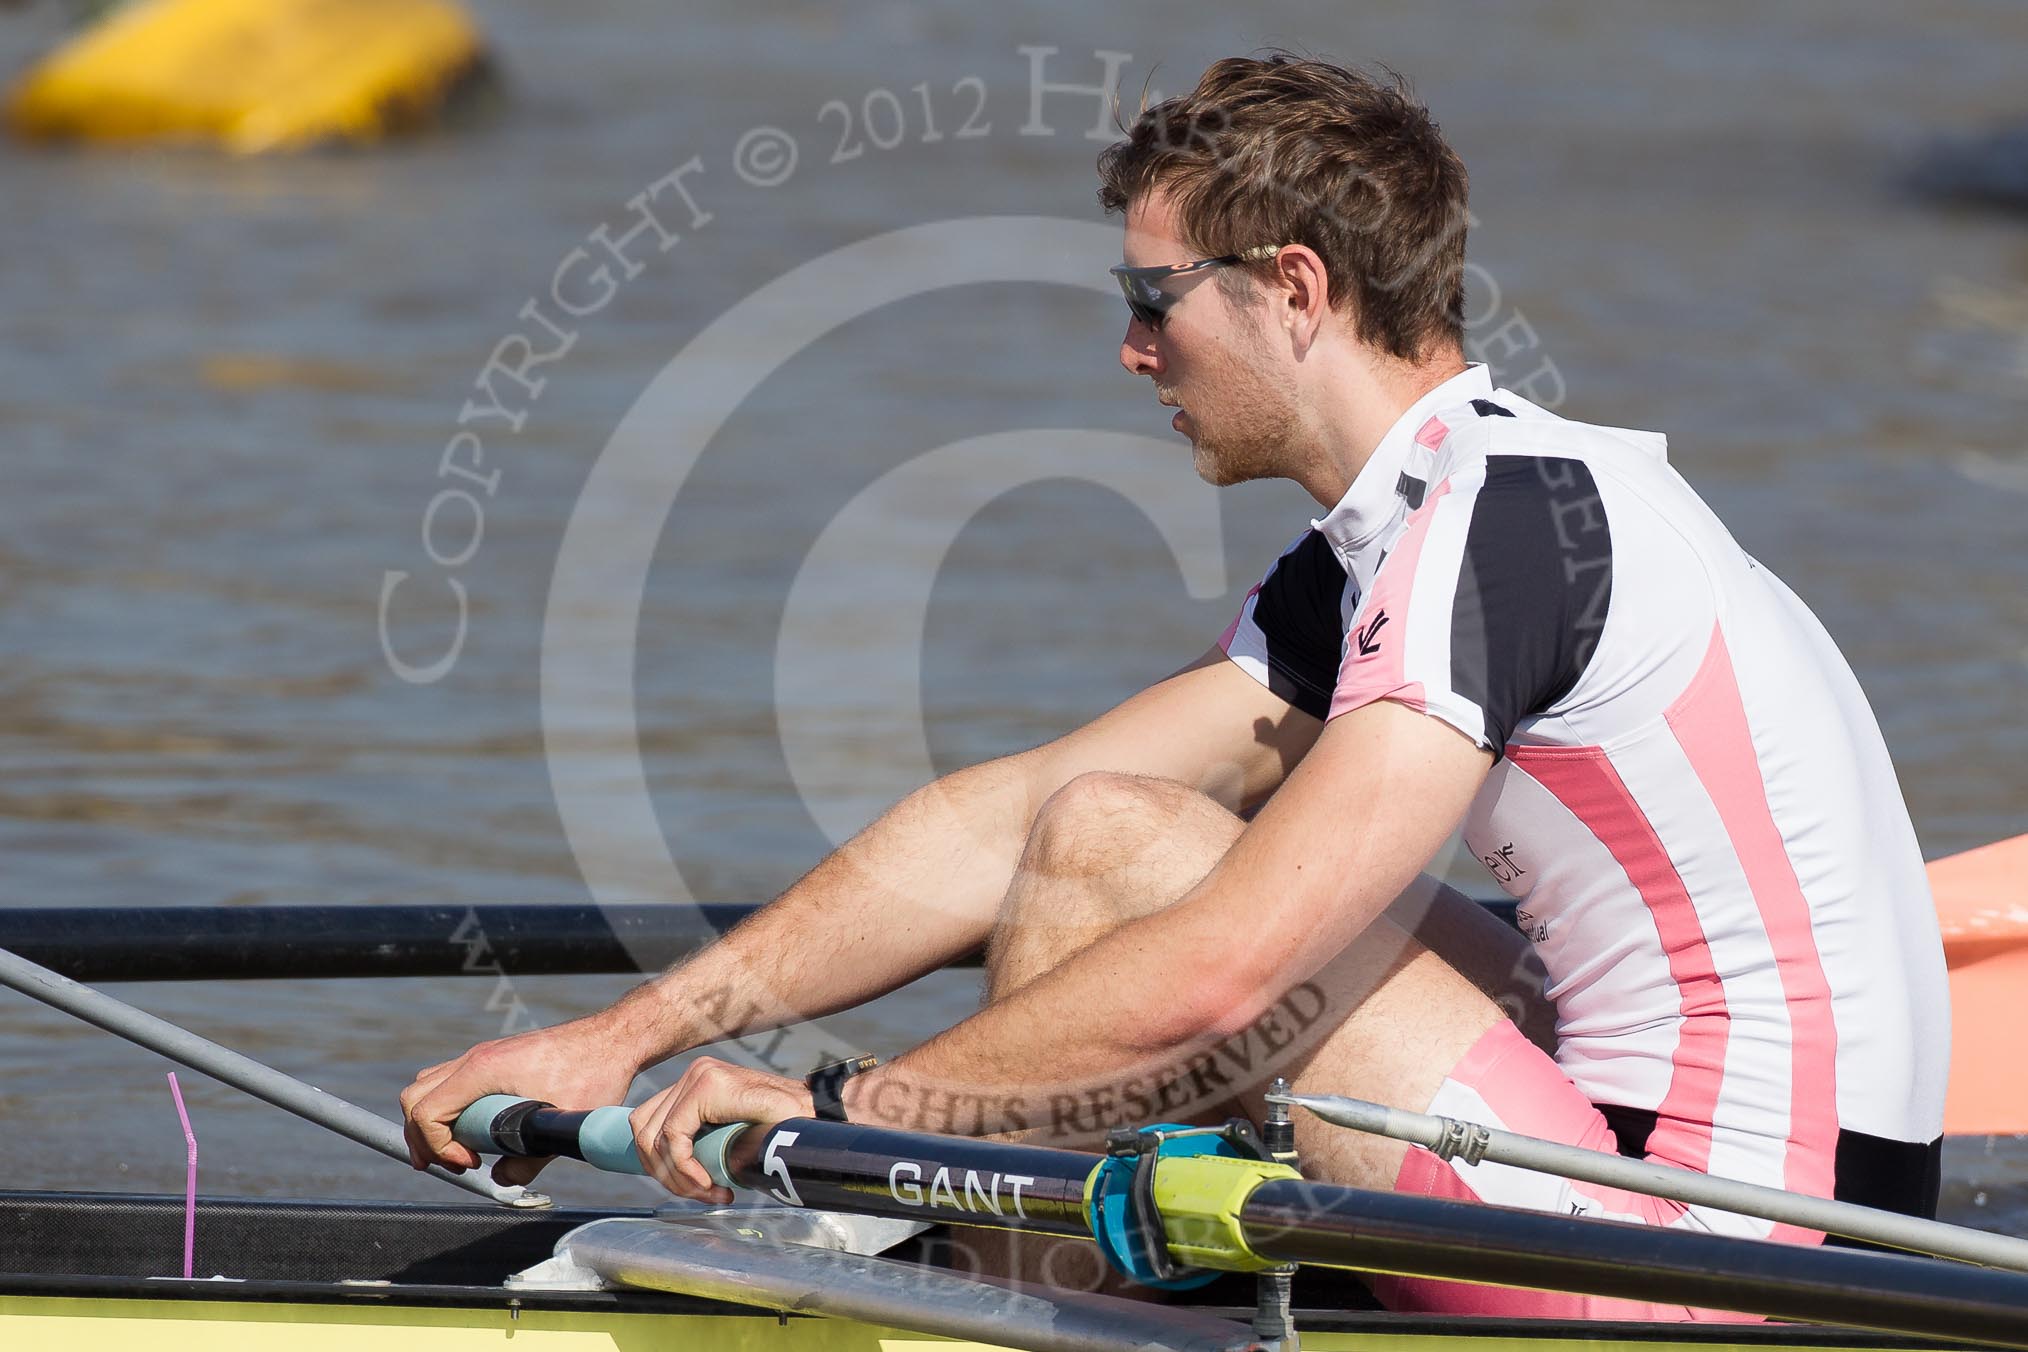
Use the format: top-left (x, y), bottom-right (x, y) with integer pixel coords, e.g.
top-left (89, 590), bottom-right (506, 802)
top-left (1116, 272), bottom-right (1170, 328)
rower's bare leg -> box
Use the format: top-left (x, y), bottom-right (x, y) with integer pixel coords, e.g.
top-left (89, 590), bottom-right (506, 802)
top-left (968, 771), bottom-right (1552, 1288)
top-left (1387, 876), bottom-right (1555, 1055)
top-left (968, 772), bottom-right (1243, 1293)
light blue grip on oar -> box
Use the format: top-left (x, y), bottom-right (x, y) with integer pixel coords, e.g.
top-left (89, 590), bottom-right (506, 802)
top-left (692, 1122), bottom-right (749, 1191)
top-left (574, 1105), bottom-right (646, 1175)
top-left (449, 1095), bottom-right (742, 1186)
top-left (451, 1095), bottom-right (526, 1155)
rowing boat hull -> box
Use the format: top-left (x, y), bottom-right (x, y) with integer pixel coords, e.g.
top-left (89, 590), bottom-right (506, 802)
top-left (0, 1191), bottom-right (1986, 1352)
top-left (0, 1290), bottom-right (1986, 1352)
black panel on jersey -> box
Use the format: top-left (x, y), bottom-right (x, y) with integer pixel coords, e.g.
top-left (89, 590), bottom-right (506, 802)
top-left (1448, 455), bottom-right (1615, 751)
top-left (1596, 1104), bottom-right (1657, 1160)
top-left (1828, 1130), bottom-right (1943, 1233)
top-left (1246, 530), bottom-right (1350, 721)
top-left (1471, 398), bottom-right (1516, 418)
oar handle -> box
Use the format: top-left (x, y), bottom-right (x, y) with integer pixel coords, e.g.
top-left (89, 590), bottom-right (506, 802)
top-left (451, 1095), bottom-right (748, 1187)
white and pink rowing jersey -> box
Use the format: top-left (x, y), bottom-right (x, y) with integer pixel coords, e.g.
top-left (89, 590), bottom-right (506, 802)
top-left (1220, 364), bottom-right (1949, 1218)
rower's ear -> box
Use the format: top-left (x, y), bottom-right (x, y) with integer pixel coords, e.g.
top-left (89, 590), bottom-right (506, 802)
top-left (1270, 244), bottom-right (1332, 353)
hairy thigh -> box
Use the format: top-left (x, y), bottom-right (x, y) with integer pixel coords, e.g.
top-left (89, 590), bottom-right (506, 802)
top-left (985, 773), bottom-right (1244, 997)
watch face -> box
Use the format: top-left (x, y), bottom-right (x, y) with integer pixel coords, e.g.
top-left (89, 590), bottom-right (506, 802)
top-left (813, 1054), bottom-right (879, 1077)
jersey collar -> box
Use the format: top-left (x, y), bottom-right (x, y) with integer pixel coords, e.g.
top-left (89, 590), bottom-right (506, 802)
top-left (1311, 364), bottom-right (1494, 556)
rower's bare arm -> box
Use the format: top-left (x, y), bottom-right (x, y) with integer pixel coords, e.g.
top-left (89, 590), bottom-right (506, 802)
top-left (599, 646), bottom-right (1322, 1056)
top-left (1025, 645), bottom-right (1323, 814)
top-left (842, 700), bottom-right (1491, 1122)
top-left (400, 648), bottom-right (1317, 1175)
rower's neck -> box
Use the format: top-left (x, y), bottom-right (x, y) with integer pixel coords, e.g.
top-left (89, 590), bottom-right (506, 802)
top-left (1293, 348), bottom-right (1468, 509)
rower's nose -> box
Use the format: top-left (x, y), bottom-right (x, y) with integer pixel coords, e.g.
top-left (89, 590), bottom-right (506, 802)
top-left (1120, 318), bottom-right (1162, 378)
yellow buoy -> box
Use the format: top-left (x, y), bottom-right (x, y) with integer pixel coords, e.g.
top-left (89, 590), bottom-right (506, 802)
top-left (6, 0), bottom-right (491, 153)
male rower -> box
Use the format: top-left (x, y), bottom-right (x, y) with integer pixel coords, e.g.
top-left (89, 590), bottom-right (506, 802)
top-left (403, 56), bottom-right (1949, 1320)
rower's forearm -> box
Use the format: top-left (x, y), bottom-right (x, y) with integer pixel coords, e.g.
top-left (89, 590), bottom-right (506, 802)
top-left (841, 826), bottom-right (1396, 1131)
top-left (843, 899), bottom-right (1242, 1132)
top-left (598, 757), bottom-right (1042, 1066)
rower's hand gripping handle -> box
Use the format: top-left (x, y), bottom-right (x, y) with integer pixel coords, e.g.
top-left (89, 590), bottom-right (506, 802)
top-left (451, 1094), bottom-right (749, 1188)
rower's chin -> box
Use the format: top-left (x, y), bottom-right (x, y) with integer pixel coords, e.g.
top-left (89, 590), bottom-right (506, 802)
top-left (1190, 438), bottom-right (1227, 486)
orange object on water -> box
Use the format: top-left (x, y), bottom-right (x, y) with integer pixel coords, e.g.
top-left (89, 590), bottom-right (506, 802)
top-left (1933, 833), bottom-right (2028, 1135)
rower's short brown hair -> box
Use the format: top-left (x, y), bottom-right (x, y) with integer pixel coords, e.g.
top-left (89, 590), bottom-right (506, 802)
top-left (1097, 55), bottom-right (1468, 362)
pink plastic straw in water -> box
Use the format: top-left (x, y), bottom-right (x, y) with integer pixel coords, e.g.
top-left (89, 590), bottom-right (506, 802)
top-left (166, 1071), bottom-right (197, 1279)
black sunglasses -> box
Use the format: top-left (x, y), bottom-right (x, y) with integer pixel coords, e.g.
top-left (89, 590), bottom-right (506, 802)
top-left (1110, 244), bottom-right (1281, 328)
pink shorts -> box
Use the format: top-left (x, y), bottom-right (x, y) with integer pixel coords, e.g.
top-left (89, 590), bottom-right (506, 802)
top-left (1368, 1021), bottom-right (1822, 1322)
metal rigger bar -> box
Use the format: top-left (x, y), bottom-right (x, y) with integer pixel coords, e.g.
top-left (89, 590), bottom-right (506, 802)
top-left (1270, 1088), bottom-right (2028, 1271)
top-left (0, 947), bottom-right (536, 1208)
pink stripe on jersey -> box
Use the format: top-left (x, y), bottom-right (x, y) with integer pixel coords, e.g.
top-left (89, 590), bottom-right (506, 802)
top-left (1218, 583), bottom-right (1264, 652)
top-left (1665, 624), bottom-right (1838, 1231)
top-left (1414, 414), bottom-right (1450, 450)
top-left (1508, 746), bottom-right (1730, 1174)
top-left (1328, 479), bottom-right (1455, 721)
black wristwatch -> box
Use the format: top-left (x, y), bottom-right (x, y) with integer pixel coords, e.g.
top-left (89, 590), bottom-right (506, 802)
top-left (806, 1054), bottom-right (880, 1122)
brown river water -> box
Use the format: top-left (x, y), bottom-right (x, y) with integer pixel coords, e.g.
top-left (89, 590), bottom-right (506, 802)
top-left (2, 0), bottom-right (2026, 1235)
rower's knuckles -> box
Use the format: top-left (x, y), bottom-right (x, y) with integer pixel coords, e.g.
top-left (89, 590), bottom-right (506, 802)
top-left (622, 1057), bottom-right (784, 1201)
top-left (642, 1145), bottom-right (692, 1200)
top-left (633, 1093), bottom-right (714, 1201)
top-left (687, 1055), bottom-right (731, 1088)
top-left (628, 1099), bottom-right (666, 1175)
top-left (402, 1121), bottom-right (426, 1171)
top-left (397, 1070), bottom-right (443, 1116)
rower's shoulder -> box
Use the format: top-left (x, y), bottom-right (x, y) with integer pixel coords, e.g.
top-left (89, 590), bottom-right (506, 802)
top-left (1427, 393), bottom-right (1671, 483)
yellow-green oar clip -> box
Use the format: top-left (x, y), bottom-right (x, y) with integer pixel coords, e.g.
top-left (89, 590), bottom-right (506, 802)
top-left (1154, 1151), bottom-right (1302, 1272)
top-left (1082, 1123), bottom-right (1300, 1286)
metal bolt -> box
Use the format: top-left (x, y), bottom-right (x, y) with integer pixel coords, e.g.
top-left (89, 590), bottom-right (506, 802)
top-left (1264, 1077), bottom-right (1296, 1160)
top-left (1253, 1267), bottom-right (1299, 1350)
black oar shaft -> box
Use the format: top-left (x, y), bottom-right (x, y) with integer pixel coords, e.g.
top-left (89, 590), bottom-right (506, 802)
top-left (0, 903), bottom-right (1522, 982)
top-left (0, 904), bottom-right (806, 982)
top-left (718, 1120), bottom-right (1095, 1237)
top-left (691, 1117), bottom-right (2028, 1348)
top-left (1240, 1179), bottom-right (2028, 1349)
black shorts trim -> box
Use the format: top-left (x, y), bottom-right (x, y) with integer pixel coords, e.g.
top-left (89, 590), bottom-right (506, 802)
top-left (1590, 1104), bottom-right (1941, 1232)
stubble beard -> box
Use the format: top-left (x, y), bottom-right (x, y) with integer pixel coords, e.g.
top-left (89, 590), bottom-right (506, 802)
top-left (1169, 289), bottom-right (1305, 488)
top-left (1185, 368), bottom-right (1303, 488)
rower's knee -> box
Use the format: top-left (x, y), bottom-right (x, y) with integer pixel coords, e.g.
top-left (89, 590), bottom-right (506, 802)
top-left (1024, 772), bottom-right (1238, 881)
top-left (985, 774), bottom-right (1242, 998)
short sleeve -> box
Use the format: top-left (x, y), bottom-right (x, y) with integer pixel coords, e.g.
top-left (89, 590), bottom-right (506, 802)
top-left (1219, 530), bottom-right (1350, 721)
top-left (1328, 455), bottom-right (1615, 752)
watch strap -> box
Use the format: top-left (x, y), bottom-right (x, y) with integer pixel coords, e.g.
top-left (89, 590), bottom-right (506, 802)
top-left (806, 1054), bottom-right (880, 1122)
